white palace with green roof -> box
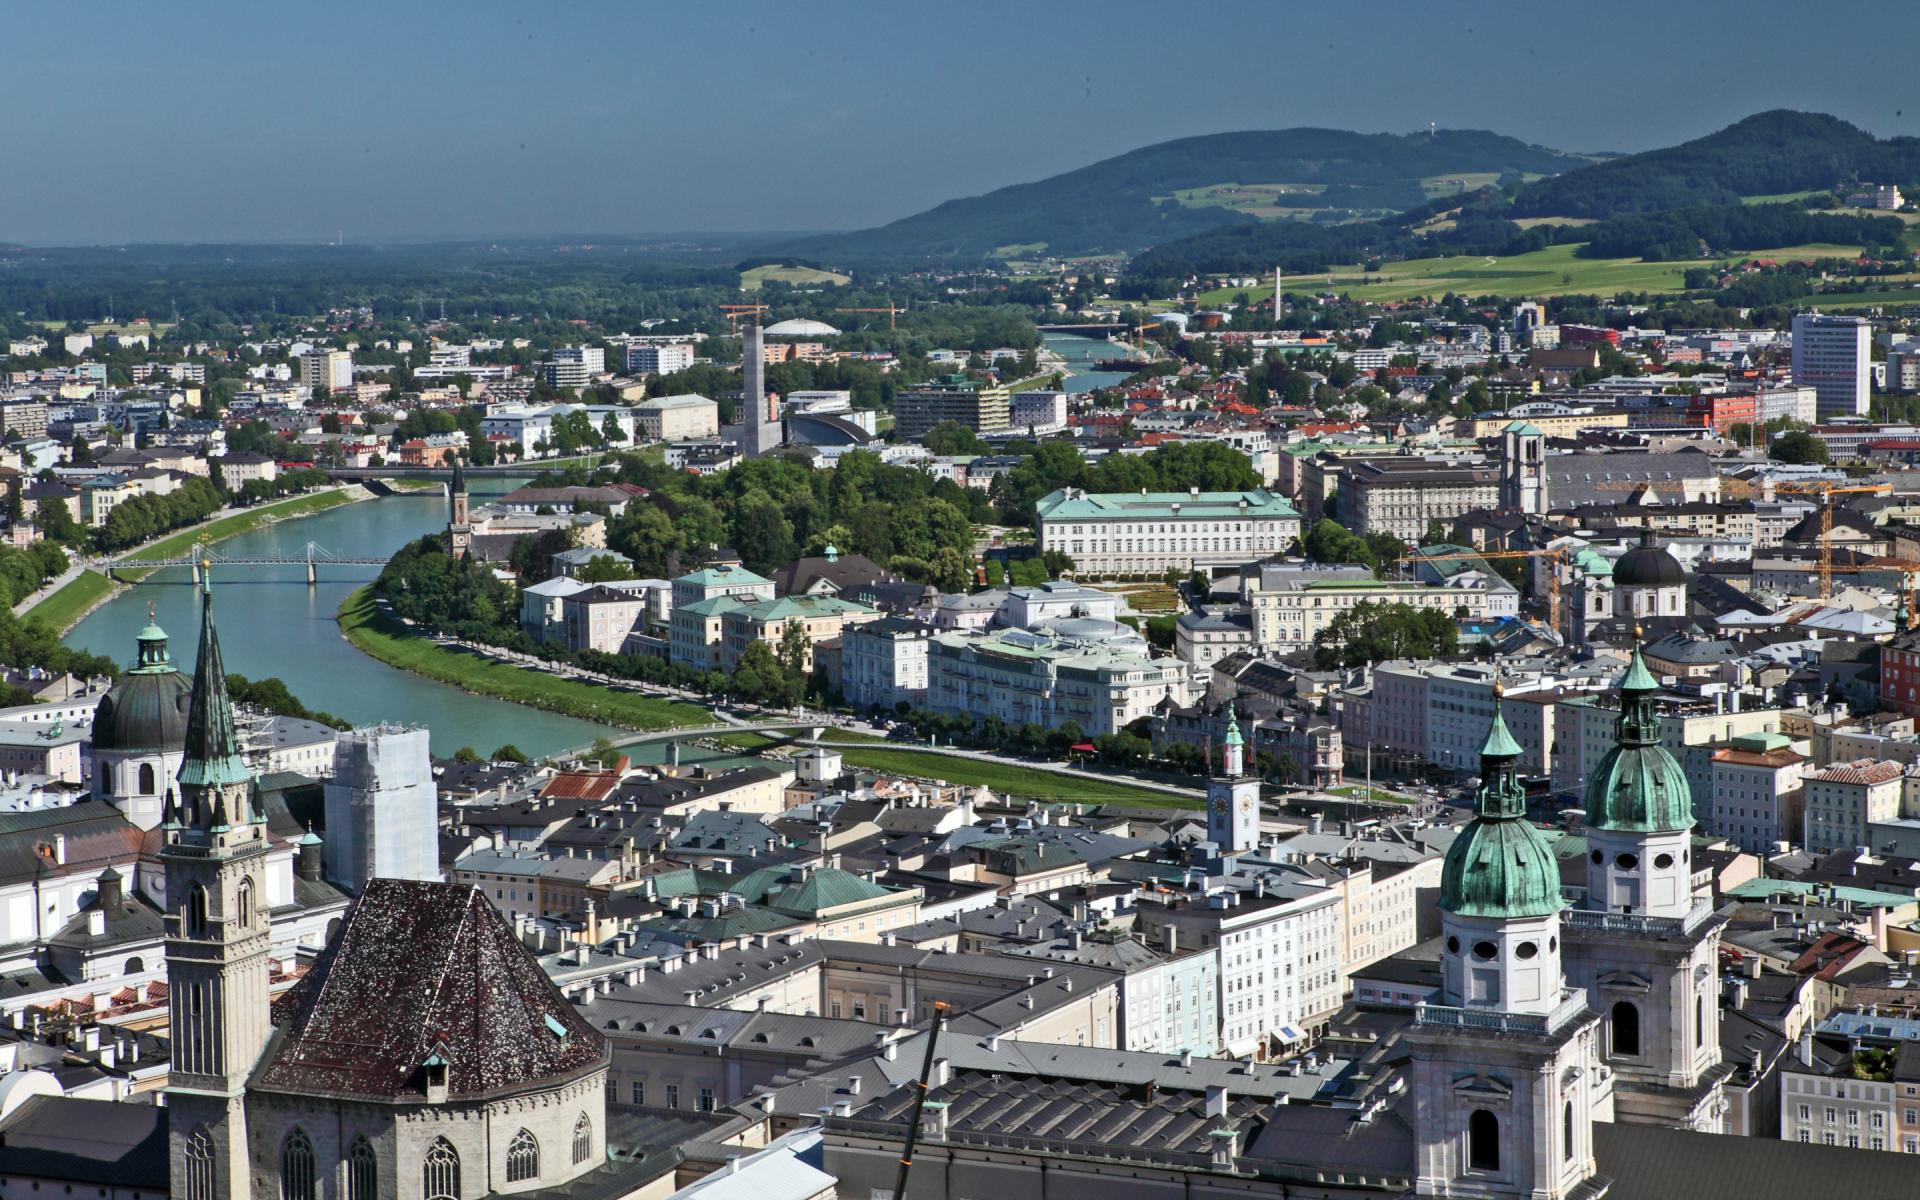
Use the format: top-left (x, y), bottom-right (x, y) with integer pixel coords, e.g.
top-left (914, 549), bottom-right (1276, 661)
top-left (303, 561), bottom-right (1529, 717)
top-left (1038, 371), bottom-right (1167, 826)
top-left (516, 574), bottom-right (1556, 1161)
top-left (1034, 487), bottom-right (1301, 578)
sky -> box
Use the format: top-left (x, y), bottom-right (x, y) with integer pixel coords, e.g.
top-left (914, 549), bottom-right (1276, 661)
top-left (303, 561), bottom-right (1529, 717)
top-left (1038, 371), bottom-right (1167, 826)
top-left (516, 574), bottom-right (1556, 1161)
top-left (4, 0), bottom-right (1918, 244)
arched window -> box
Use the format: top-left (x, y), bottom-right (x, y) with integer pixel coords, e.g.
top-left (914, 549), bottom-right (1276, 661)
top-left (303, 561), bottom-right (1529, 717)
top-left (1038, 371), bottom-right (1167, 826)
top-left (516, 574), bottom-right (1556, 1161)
top-left (1564, 1100), bottom-right (1575, 1161)
top-left (573, 1112), bottom-right (593, 1164)
top-left (347, 1137), bottom-right (377, 1200)
top-left (186, 884), bottom-right (208, 937)
top-left (184, 1126), bottom-right (216, 1200)
top-left (122, 956), bottom-right (143, 975)
top-left (1695, 994), bottom-right (1705, 1048)
top-left (1468, 1109), bottom-right (1500, 1171)
top-left (423, 1137), bottom-right (460, 1200)
top-left (235, 878), bottom-right (253, 929)
top-left (139, 762), bottom-right (156, 794)
top-left (1611, 1000), bottom-right (1641, 1058)
top-left (507, 1128), bottom-right (540, 1182)
top-left (281, 1128), bottom-right (315, 1200)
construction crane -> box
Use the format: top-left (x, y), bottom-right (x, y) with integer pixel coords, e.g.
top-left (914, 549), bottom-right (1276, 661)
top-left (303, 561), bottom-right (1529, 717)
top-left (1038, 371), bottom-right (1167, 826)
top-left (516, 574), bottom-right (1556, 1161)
top-left (1400, 546), bottom-right (1569, 633)
top-left (719, 303), bottom-right (768, 332)
top-left (891, 1001), bottom-right (950, 1200)
top-left (1596, 478), bottom-right (1891, 599)
top-left (837, 302), bottom-right (905, 331)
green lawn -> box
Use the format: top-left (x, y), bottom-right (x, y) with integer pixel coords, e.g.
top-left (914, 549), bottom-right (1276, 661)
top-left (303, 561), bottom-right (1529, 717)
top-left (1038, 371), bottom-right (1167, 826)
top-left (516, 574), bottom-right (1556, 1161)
top-left (1805, 287), bottom-right (1920, 310)
top-left (1327, 784), bottom-right (1412, 805)
top-left (823, 744), bottom-right (1203, 808)
top-left (337, 587), bottom-right (711, 730)
top-left (1742, 190), bottom-right (1831, 206)
top-left (22, 570), bottom-right (116, 632)
top-left (1196, 240), bottom-right (1873, 304)
top-left (740, 264), bottom-right (851, 290)
top-left (119, 489), bottom-right (362, 581)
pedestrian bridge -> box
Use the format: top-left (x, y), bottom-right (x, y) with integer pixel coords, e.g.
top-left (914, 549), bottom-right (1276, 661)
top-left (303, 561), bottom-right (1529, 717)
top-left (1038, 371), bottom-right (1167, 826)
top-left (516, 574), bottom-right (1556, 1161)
top-left (108, 541), bottom-right (388, 583)
top-left (552, 720), bottom-right (829, 761)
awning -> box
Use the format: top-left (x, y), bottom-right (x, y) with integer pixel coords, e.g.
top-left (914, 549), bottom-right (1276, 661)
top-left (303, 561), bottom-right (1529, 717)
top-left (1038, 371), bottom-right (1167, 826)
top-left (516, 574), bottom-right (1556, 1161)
top-left (1276, 1025), bottom-right (1305, 1043)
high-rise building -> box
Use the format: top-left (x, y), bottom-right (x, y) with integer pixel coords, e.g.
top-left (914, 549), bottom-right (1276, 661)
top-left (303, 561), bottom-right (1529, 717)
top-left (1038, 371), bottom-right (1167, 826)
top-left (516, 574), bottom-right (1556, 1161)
top-left (324, 725), bottom-right (440, 890)
top-left (1791, 313), bottom-right (1871, 418)
top-left (741, 323), bottom-right (781, 456)
top-left (623, 342), bottom-right (694, 375)
top-left (546, 346), bottom-right (606, 390)
top-left (893, 375), bottom-right (1010, 439)
top-left (299, 349), bottom-right (352, 393)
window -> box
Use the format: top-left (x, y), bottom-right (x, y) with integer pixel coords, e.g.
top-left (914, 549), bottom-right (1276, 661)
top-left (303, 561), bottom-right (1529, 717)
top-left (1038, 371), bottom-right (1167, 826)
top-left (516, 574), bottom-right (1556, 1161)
top-left (281, 1129), bottom-right (315, 1200)
top-left (1611, 1001), bottom-right (1641, 1058)
top-left (1563, 1100), bottom-right (1575, 1161)
top-left (187, 884), bottom-right (209, 937)
top-left (347, 1138), bottom-right (377, 1200)
top-left (1468, 1109), bottom-right (1500, 1172)
top-left (423, 1137), bottom-right (460, 1200)
top-left (184, 1127), bottom-right (215, 1200)
top-left (139, 762), bottom-right (156, 794)
top-left (573, 1113), bottom-right (593, 1165)
top-left (236, 878), bottom-right (253, 929)
top-left (631, 1081), bottom-right (645, 1105)
top-left (507, 1129), bottom-right (539, 1183)
top-left (665, 1084), bottom-right (680, 1109)
top-left (1695, 994), bottom-right (1704, 1048)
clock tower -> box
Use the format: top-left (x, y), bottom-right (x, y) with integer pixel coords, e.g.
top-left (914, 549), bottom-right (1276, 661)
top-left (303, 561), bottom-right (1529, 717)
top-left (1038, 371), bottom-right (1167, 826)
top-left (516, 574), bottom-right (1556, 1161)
top-left (1207, 704), bottom-right (1259, 854)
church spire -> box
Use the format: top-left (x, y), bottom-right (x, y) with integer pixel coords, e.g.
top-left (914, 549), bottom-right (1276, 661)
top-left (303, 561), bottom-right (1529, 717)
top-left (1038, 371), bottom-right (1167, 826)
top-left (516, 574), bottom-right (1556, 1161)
top-left (176, 563), bottom-right (250, 802)
top-left (1473, 681), bottom-right (1527, 819)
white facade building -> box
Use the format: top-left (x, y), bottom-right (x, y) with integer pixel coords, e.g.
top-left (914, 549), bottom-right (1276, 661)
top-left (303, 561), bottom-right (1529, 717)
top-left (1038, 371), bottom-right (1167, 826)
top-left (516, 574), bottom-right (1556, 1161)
top-left (322, 725), bottom-right (441, 890)
top-left (1791, 313), bottom-right (1871, 419)
top-left (298, 349), bottom-right (353, 393)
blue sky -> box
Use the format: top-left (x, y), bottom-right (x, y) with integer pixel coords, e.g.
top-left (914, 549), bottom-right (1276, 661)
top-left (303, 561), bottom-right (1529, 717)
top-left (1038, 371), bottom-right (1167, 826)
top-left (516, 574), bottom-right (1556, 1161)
top-left (3, 0), bottom-right (1916, 243)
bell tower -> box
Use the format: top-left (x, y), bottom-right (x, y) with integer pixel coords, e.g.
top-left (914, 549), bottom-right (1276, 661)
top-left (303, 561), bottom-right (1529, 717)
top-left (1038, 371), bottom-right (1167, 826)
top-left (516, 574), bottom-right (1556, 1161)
top-left (447, 460), bottom-right (472, 558)
top-left (1409, 687), bottom-right (1604, 1199)
top-left (1206, 704), bottom-right (1259, 854)
top-left (1499, 421), bottom-right (1547, 515)
top-left (1562, 640), bottom-right (1730, 1129)
top-left (163, 566), bottom-right (272, 1200)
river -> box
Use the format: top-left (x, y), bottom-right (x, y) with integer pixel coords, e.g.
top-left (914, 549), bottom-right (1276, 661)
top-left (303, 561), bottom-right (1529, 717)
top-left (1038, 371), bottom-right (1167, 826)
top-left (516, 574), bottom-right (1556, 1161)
top-left (65, 480), bottom-right (619, 759)
top-left (1044, 332), bottom-right (1139, 394)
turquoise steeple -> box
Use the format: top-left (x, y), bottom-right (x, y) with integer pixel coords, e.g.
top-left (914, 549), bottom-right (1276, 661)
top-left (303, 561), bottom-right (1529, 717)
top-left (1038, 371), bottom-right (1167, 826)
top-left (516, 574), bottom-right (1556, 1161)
top-left (1583, 643), bottom-right (1694, 833)
top-left (1438, 685), bottom-right (1563, 918)
top-left (176, 565), bottom-right (251, 797)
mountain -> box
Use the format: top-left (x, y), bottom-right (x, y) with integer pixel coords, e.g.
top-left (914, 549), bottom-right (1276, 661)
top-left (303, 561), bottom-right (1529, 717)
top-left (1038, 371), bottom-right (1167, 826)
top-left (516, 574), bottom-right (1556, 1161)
top-left (792, 128), bottom-right (1577, 260)
top-left (1512, 110), bottom-right (1920, 218)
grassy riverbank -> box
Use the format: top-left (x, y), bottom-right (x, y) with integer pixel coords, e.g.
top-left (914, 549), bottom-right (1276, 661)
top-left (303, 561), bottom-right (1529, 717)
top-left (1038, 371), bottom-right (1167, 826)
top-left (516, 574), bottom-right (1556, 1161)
top-left (337, 587), bottom-right (711, 729)
top-left (29, 486), bottom-right (369, 634)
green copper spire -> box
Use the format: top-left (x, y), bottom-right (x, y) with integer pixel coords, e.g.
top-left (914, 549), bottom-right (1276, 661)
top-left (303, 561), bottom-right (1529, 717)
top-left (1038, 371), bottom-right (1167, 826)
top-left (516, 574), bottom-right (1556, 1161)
top-left (1584, 635), bottom-right (1694, 833)
top-left (176, 564), bottom-right (251, 793)
top-left (1223, 704), bottom-right (1244, 747)
top-left (1437, 688), bottom-right (1562, 918)
top-left (131, 603), bottom-right (173, 673)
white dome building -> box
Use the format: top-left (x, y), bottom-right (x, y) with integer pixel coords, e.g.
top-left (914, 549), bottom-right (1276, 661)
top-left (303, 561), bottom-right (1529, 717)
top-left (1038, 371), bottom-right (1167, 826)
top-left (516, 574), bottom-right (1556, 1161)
top-left (762, 318), bottom-right (841, 338)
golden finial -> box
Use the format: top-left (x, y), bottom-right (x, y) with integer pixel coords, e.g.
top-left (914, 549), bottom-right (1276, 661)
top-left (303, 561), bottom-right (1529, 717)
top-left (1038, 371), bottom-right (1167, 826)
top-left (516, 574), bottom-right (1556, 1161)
top-left (1633, 622), bottom-right (1644, 639)
top-left (1492, 679), bottom-right (1505, 699)
top-left (147, 601), bottom-right (155, 621)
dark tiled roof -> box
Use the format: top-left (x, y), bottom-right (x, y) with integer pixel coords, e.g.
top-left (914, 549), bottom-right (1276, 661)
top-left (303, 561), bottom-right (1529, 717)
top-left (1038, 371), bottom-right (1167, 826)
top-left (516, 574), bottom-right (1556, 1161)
top-left (257, 879), bottom-right (607, 1102)
top-left (1596, 1120), bottom-right (1915, 1200)
top-left (0, 1095), bottom-right (166, 1189)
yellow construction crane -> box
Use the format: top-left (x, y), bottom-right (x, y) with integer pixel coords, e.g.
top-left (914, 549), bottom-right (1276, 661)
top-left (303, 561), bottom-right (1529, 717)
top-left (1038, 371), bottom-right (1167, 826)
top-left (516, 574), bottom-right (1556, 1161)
top-left (1595, 477), bottom-right (1891, 599)
top-left (1400, 545), bottom-right (1569, 633)
top-left (718, 302), bottom-right (768, 331)
top-left (836, 302), bottom-right (905, 331)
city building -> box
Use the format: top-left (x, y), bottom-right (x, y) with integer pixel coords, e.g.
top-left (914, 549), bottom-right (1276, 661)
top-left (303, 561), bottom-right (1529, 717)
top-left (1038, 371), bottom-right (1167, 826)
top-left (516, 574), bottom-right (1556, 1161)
top-left (1791, 313), bottom-right (1871, 419)
top-left (546, 345), bottom-right (607, 390)
top-left (1343, 456), bottom-right (1502, 543)
top-left (1803, 759), bottom-right (1904, 854)
top-left (623, 342), bottom-right (695, 375)
top-left (841, 616), bottom-right (933, 713)
top-left (893, 376), bottom-right (1010, 438)
top-left (1708, 732), bottom-right (1809, 852)
top-left (633, 393), bottom-right (720, 442)
top-left (1034, 487), bottom-right (1301, 578)
top-left (1009, 389), bottom-right (1069, 432)
top-left (298, 349), bottom-right (352, 393)
top-left (926, 627), bottom-right (1187, 737)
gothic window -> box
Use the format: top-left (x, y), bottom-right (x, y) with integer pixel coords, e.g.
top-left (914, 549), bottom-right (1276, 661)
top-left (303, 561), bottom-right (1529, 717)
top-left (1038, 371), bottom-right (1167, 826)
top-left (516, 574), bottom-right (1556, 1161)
top-left (236, 878), bottom-right (253, 929)
top-left (423, 1137), bottom-right (460, 1200)
top-left (1468, 1109), bottom-right (1500, 1172)
top-left (507, 1128), bottom-right (540, 1182)
top-left (281, 1128), bottom-right (315, 1200)
top-left (184, 1126), bottom-right (216, 1200)
top-left (573, 1113), bottom-right (593, 1165)
top-left (1612, 1001), bottom-right (1641, 1058)
top-left (139, 762), bottom-right (156, 794)
top-left (187, 884), bottom-right (208, 937)
top-left (347, 1137), bottom-right (377, 1200)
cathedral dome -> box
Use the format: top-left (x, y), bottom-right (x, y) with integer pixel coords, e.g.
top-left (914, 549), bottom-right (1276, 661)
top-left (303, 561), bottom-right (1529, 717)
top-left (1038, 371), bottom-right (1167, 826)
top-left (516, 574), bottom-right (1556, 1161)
top-left (1584, 647), bottom-right (1695, 833)
top-left (1612, 527), bottom-right (1685, 588)
top-left (90, 619), bottom-right (191, 754)
top-left (1437, 695), bottom-right (1563, 919)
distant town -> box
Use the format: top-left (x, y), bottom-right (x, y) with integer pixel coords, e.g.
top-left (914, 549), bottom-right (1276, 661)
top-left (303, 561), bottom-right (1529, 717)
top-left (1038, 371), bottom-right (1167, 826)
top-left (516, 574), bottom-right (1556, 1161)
top-left (8, 96), bottom-right (1920, 1200)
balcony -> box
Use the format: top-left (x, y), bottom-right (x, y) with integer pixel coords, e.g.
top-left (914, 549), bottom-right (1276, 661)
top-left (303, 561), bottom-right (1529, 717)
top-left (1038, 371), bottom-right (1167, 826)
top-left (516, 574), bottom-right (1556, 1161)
top-left (1415, 992), bottom-right (1589, 1037)
top-left (1561, 901), bottom-right (1716, 940)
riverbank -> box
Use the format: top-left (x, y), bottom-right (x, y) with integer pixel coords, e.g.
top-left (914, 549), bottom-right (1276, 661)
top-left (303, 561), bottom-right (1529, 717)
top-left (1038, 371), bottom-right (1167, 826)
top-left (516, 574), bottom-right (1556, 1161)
top-left (336, 587), bottom-right (712, 730)
top-left (24, 485), bottom-right (371, 634)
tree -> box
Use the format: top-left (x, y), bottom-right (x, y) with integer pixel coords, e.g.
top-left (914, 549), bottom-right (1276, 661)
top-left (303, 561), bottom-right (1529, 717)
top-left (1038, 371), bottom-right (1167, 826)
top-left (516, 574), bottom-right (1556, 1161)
top-left (1770, 430), bottom-right (1829, 465)
top-left (492, 744), bottom-right (529, 763)
top-left (1303, 518), bottom-right (1371, 566)
top-left (452, 746), bottom-right (481, 763)
top-left (921, 421), bottom-right (989, 456)
top-left (1311, 601), bottom-right (1460, 669)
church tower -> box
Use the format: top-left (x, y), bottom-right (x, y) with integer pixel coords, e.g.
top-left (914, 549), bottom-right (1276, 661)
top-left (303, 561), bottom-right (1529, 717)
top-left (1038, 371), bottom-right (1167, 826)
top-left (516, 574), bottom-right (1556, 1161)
top-left (1207, 704), bottom-right (1259, 854)
top-left (1499, 420), bottom-right (1547, 515)
top-left (1409, 687), bottom-right (1604, 1199)
top-left (164, 566), bottom-right (273, 1200)
top-left (447, 461), bottom-right (472, 558)
top-left (1563, 641), bottom-right (1730, 1129)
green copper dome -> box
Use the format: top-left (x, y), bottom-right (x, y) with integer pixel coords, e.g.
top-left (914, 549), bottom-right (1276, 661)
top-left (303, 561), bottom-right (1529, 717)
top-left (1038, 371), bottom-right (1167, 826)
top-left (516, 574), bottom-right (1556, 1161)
top-left (1584, 646), bottom-right (1694, 833)
top-left (90, 617), bottom-right (191, 754)
top-left (1439, 691), bottom-right (1563, 919)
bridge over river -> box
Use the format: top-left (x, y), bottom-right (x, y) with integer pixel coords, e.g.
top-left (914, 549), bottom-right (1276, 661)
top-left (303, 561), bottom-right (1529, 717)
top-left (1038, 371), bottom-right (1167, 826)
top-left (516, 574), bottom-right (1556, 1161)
top-left (108, 540), bottom-right (389, 583)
